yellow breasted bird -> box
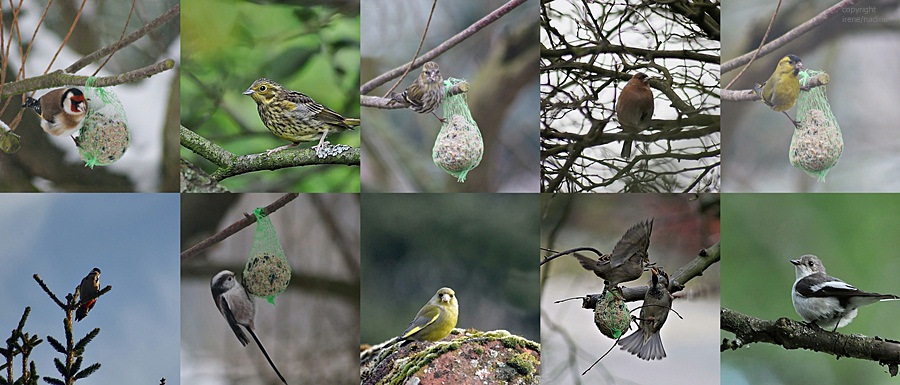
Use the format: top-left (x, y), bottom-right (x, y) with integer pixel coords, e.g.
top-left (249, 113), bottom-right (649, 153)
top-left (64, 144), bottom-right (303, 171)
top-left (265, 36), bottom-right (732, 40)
top-left (22, 87), bottom-right (89, 137)
top-left (755, 54), bottom-right (804, 126)
top-left (243, 78), bottom-right (360, 156)
top-left (397, 287), bottom-right (458, 343)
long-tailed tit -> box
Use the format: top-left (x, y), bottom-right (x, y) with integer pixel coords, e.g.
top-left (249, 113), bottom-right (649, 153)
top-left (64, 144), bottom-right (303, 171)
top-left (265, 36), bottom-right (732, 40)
top-left (75, 267), bottom-right (101, 322)
top-left (618, 266), bottom-right (673, 360)
top-left (211, 270), bottom-right (288, 384)
top-left (574, 219), bottom-right (653, 293)
top-left (791, 254), bottom-right (899, 331)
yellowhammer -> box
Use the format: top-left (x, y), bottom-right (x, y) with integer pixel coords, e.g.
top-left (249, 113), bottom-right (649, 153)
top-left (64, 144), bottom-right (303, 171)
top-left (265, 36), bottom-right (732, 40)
top-left (243, 78), bottom-right (360, 156)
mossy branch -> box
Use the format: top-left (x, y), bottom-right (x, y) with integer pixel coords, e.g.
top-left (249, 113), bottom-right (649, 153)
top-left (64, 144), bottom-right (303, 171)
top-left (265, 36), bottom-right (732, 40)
top-left (721, 307), bottom-right (900, 376)
top-left (180, 127), bottom-right (361, 182)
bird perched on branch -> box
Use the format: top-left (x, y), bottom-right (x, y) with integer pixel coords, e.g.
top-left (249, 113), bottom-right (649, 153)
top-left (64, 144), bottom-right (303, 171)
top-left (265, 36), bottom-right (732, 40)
top-left (616, 73), bottom-right (654, 158)
top-left (791, 254), bottom-right (899, 331)
top-left (755, 54), bottom-right (803, 126)
top-left (243, 78), bottom-right (359, 157)
top-left (574, 219), bottom-right (653, 294)
top-left (22, 87), bottom-right (89, 137)
top-left (618, 266), bottom-right (673, 360)
top-left (75, 267), bottom-right (101, 322)
top-left (391, 61), bottom-right (445, 121)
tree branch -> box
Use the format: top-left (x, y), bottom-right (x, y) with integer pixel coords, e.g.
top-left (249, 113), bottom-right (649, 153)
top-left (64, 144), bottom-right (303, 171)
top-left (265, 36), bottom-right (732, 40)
top-left (180, 126), bottom-right (361, 181)
top-left (721, 0), bottom-right (863, 73)
top-left (66, 4), bottom-right (180, 73)
top-left (722, 72), bottom-right (829, 102)
top-left (721, 307), bottom-right (900, 376)
top-left (180, 193), bottom-right (299, 261)
top-left (361, 81), bottom-right (469, 109)
top-left (360, 0), bottom-right (528, 95)
top-left (1, 59), bottom-right (175, 97)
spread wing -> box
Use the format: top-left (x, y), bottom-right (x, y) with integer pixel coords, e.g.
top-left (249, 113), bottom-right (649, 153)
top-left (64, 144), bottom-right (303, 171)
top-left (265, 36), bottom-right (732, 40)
top-left (609, 219), bottom-right (653, 268)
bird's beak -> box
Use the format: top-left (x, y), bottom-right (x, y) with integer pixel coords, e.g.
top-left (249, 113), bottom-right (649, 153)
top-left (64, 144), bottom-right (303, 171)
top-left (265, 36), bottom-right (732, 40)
top-left (440, 294), bottom-right (450, 303)
top-left (790, 259), bottom-right (801, 266)
top-left (242, 88), bottom-right (254, 95)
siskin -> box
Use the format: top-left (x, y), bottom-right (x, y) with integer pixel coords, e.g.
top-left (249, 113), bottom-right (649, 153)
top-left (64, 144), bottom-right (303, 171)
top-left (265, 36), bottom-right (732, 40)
top-left (243, 78), bottom-right (360, 156)
top-left (391, 61), bottom-right (444, 121)
top-left (756, 54), bottom-right (803, 126)
top-left (616, 73), bottom-right (654, 158)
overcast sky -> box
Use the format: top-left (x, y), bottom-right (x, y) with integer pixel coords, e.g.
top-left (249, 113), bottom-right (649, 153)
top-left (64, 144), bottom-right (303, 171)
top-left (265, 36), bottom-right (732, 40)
top-left (0, 193), bottom-right (180, 385)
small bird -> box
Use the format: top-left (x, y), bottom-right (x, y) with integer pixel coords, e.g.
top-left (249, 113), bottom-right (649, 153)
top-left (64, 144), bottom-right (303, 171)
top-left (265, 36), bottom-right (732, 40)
top-left (243, 78), bottom-right (359, 157)
top-left (391, 61), bottom-right (445, 121)
top-left (791, 254), bottom-right (899, 331)
top-left (574, 219), bottom-right (653, 293)
top-left (755, 54), bottom-right (803, 126)
top-left (75, 267), bottom-right (101, 322)
top-left (22, 87), bottom-right (89, 137)
top-left (211, 270), bottom-right (287, 384)
top-left (397, 287), bottom-right (459, 343)
top-left (616, 73), bottom-right (654, 158)
top-left (618, 267), bottom-right (673, 360)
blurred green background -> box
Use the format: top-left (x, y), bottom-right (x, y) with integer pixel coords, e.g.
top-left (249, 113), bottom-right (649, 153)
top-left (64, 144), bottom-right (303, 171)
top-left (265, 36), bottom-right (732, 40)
top-left (360, 193), bottom-right (540, 343)
top-left (181, 0), bottom-right (360, 191)
top-left (721, 194), bottom-right (900, 384)
top-left (540, 194), bottom-right (721, 385)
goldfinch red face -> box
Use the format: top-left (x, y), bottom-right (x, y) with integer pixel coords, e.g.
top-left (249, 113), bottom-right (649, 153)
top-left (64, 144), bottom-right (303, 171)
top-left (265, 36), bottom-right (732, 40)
top-left (22, 87), bottom-right (89, 136)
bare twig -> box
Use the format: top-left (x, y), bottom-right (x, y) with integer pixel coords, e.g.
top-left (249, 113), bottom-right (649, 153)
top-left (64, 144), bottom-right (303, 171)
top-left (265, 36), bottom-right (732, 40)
top-left (360, 0), bottom-right (528, 95)
top-left (1, 59), bottom-right (176, 97)
top-left (382, 0), bottom-right (439, 98)
top-left (180, 194), bottom-right (300, 261)
top-left (721, 0), bottom-right (863, 74)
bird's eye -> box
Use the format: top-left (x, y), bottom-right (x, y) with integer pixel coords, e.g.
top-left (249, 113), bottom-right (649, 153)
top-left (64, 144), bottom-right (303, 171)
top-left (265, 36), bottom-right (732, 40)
top-left (259, 85), bottom-right (267, 91)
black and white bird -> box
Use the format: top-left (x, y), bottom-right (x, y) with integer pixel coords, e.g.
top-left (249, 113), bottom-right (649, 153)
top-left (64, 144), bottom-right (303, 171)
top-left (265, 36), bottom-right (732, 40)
top-left (791, 254), bottom-right (899, 331)
top-left (211, 270), bottom-right (288, 384)
top-left (22, 87), bottom-right (89, 137)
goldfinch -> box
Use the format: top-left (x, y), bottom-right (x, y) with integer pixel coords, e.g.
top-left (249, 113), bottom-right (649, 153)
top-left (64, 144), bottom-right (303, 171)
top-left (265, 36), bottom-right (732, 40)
top-left (22, 87), bottom-right (89, 137)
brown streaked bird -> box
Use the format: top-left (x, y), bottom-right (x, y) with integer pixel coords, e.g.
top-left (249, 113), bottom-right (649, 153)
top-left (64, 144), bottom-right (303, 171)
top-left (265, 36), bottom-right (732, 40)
top-left (574, 219), bottom-right (654, 293)
top-left (243, 78), bottom-right (360, 156)
top-left (391, 61), bottom-right (445, 121)
top-left (22, 88), bottom-right (89, 137)
top-left (616, 73), bottom-right (654, 158)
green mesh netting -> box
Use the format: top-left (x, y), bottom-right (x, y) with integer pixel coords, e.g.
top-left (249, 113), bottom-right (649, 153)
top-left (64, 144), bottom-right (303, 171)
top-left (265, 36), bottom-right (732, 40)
top-left (77, 77), bottom-right (130, 168)
top-left (433, 78), bottom-right (482, 182)
top-left (790, 70), bottom-right (842, 181)
top-left (243, 208), bottom-right (292, 304)
top-left (593, 290), bottom-right (631, 340)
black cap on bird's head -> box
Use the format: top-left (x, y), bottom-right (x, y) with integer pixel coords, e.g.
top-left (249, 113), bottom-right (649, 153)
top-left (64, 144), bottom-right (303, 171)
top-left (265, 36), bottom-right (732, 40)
top-left (92, 267), bottom-right (101, 275)
top-left (786, 54), bottom-right (804, 75)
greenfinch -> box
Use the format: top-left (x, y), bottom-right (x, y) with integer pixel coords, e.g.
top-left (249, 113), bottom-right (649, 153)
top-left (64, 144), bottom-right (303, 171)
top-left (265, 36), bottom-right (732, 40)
top-left (616, 73), bottom-right (654, 158)
top-left (398, 287), bottom-right (459, 342)
top-left (757, 54), bottom-right (804, 113)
